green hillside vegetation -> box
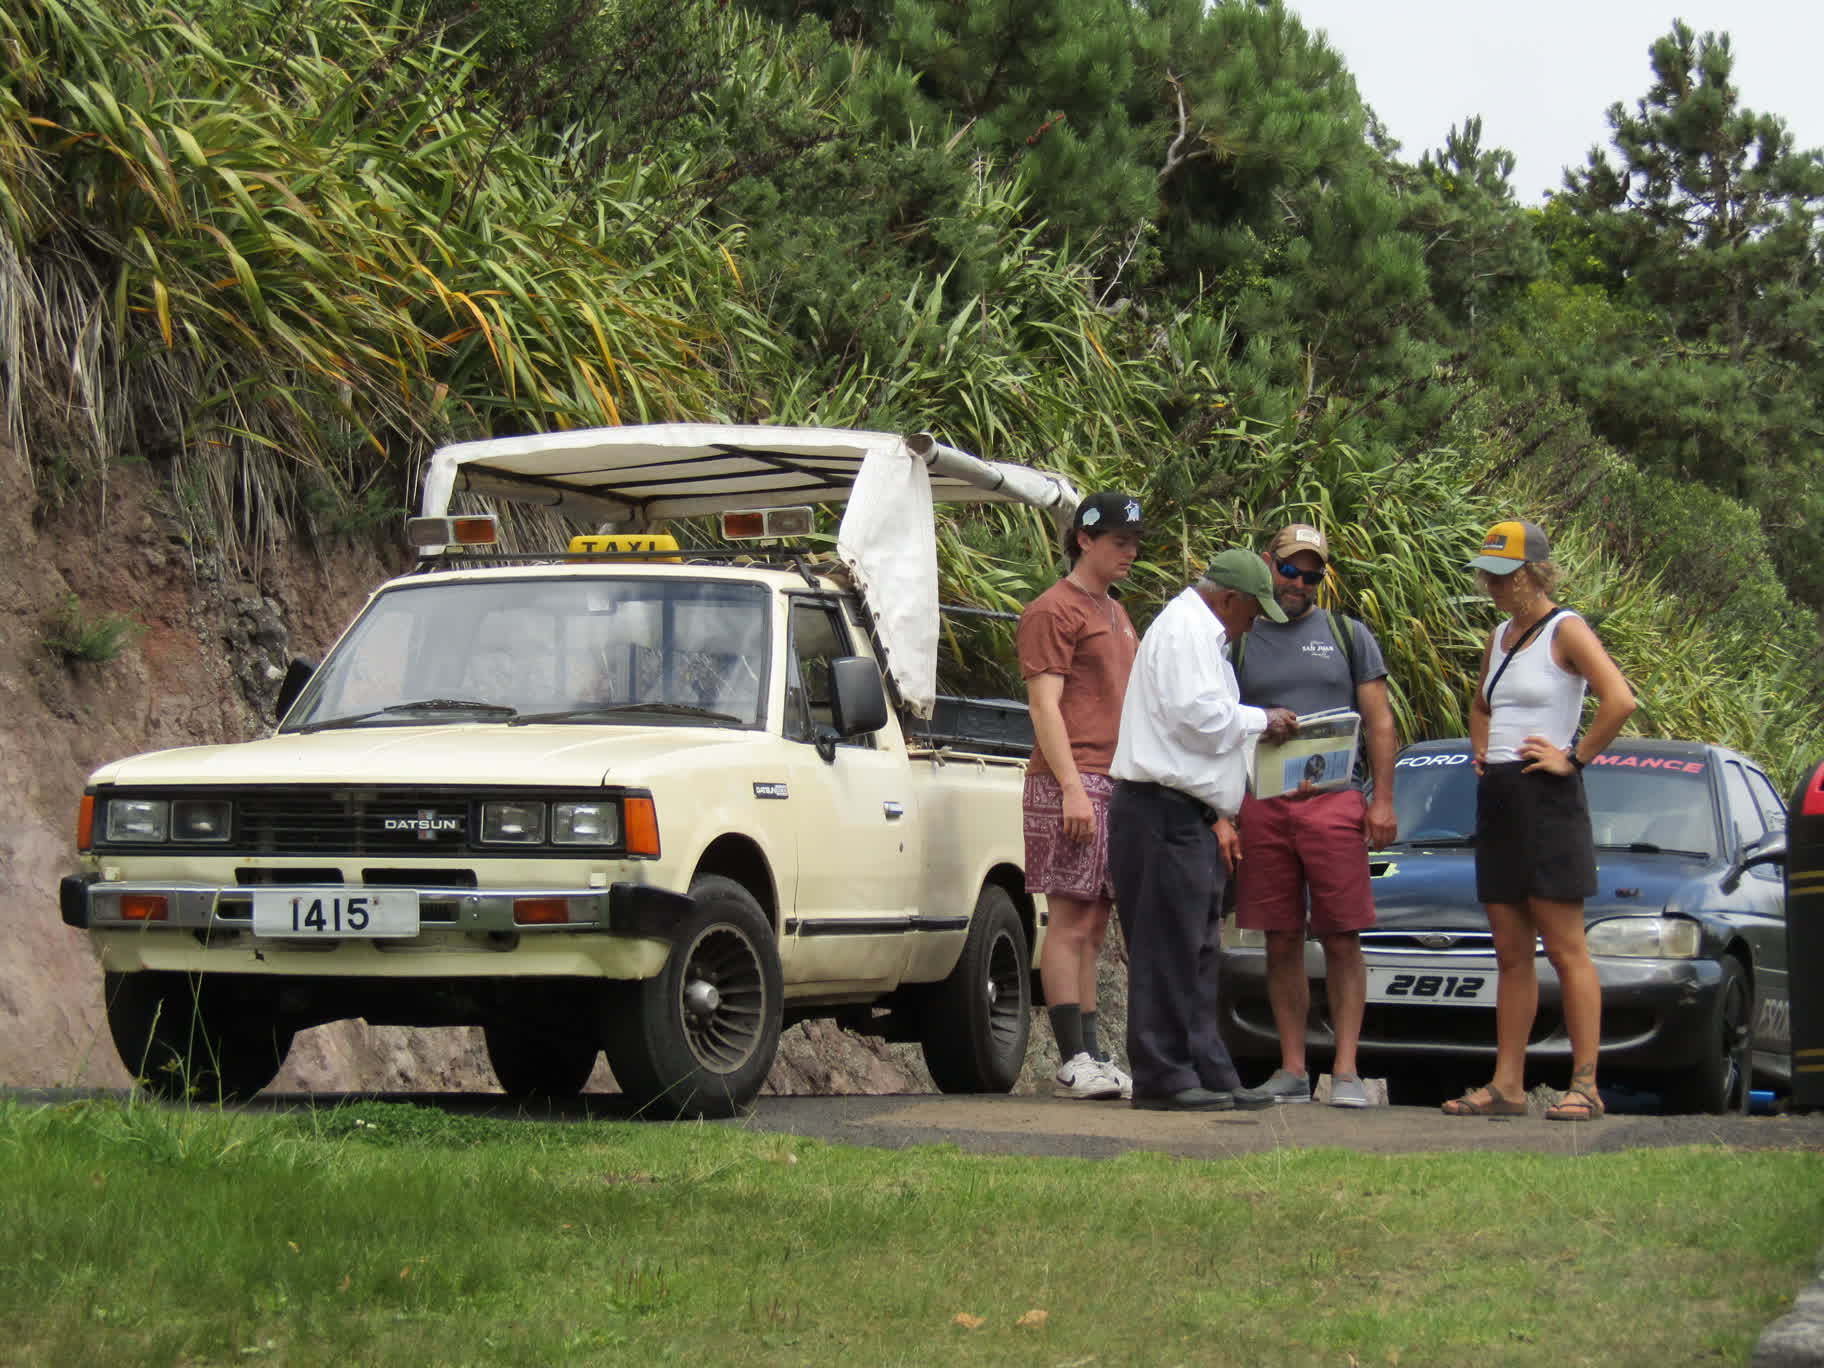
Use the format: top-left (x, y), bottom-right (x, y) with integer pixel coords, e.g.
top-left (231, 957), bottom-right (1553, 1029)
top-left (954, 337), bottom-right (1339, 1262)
top-left (3, 0), bottom-right (1819, 774)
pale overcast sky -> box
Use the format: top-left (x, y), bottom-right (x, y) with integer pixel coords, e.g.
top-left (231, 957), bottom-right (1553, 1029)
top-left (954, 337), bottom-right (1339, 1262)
top-left (1286, 2), bottom-right (1824, 204)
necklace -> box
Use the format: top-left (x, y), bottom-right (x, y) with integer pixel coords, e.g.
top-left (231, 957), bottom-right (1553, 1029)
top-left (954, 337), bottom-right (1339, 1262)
top-left (1065, 573), bottom-right (1122, 631)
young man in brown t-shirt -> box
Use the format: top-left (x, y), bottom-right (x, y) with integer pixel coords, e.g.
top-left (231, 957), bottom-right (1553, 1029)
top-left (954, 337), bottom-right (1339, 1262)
top-left (1017, 491), bottom-right (1143, 1099)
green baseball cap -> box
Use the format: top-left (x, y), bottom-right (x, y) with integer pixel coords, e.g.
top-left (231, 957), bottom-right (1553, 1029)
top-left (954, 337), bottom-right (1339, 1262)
top-left (1202, 547), bottom-right (1289, 623)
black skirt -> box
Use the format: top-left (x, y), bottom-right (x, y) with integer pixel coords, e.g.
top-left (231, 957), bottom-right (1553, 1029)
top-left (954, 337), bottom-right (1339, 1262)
top-left (1474, 761), bottom-right (1598, 904)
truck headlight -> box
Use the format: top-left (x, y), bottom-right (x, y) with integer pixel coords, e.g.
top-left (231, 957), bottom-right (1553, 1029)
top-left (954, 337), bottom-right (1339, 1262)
top-left (481, 801), bottom-right (546, 843)
top-left (1586, 916), bottom-right (1701, 958)
top-left (172, 799), bottom-right (232, 841)
top-left (106, 799), bottom-right (168, 842)
top-left (552, 801), bottom-right (618, 846)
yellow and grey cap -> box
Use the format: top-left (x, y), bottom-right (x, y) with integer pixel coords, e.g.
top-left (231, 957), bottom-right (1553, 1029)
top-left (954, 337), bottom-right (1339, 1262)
top-left (1468, 519), bottom-right (1549, 575)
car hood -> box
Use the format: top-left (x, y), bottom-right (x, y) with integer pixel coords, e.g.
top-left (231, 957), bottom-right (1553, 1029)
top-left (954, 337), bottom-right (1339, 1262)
top-left (87, 724), bottom-right (752, 789)
top-left (1368, 846), bottom-right (1720, 930)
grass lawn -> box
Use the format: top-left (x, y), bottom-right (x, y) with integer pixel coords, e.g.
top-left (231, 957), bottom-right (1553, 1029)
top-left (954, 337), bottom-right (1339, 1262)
top-left (1, 1097), bottom-right (1818, 1366)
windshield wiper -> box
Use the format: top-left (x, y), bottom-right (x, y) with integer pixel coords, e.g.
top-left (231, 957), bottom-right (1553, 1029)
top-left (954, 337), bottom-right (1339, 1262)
top-left (1594, 842), bottom-right (1711, 858)
top-left (509, 702), bottom-right (743, 726)
top-left (1394, 836), bottom-right (1474, 848)
top-left (290, 698), bottom-right (518, 734)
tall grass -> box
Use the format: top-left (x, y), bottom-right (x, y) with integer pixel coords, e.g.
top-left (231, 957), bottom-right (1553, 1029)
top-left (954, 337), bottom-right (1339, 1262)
top-left (1, 0), bottom-right (754, 560)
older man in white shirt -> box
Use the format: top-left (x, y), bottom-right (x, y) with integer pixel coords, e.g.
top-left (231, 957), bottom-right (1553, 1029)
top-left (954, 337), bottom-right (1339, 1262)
top-left (1109, 549), bottom-right (1298, 1111)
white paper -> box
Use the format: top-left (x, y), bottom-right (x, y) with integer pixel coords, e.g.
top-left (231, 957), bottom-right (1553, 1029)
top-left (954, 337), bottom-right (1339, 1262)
top-left (1249, 709), bottom-right (1362, 798)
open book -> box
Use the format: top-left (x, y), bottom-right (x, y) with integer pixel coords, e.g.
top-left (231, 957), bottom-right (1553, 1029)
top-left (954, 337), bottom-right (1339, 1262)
top-left (1249, 708), bottom-right (1361, 798)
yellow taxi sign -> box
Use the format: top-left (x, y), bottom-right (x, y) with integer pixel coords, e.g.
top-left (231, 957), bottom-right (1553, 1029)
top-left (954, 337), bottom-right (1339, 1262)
top-left (567, 532), bottom-right (682, 561)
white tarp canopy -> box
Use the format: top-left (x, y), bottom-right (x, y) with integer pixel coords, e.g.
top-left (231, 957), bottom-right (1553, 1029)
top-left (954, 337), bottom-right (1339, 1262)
top-left (418, 423), bottom-right (1079, 718)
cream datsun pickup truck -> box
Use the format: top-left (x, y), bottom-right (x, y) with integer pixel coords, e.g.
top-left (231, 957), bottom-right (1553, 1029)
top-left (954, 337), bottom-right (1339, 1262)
top-left (60, 425), bottom-right (1074, 1117)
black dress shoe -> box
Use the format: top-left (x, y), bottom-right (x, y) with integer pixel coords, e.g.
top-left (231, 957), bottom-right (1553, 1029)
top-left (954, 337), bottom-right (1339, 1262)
top-left (1131, 1087), bottom-right (1236, 1111)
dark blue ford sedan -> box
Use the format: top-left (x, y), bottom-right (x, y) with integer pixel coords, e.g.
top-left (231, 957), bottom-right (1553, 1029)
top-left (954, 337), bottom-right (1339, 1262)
top-left (1218, 738), bottom-right (1792, 1112)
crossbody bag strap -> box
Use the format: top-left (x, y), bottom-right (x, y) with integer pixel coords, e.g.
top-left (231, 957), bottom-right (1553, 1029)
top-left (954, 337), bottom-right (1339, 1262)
top-left (1482, 607), bottom-right (1563, 708)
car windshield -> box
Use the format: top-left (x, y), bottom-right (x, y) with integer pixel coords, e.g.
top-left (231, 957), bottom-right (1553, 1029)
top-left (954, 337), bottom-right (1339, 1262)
top-left (284, 576), bottom-right (770, 731)
top-left (1388, 750), bottom-right (1718, 858)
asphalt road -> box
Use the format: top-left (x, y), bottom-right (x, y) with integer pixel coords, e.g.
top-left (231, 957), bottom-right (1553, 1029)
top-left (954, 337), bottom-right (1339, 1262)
top-left (15, 1085), bottom-right (1824, 1160)
top-left (33, 1086), bottom-right (1817, 1161)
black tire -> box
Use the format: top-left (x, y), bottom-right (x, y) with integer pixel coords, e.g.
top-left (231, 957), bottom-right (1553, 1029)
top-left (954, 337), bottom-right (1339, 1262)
top-left (483, 1018), bottom-right (600, 1100)
top-left (601, 875), bottom-right (782, 1120)
top-left (1660, 957), bottom-right (1751, 1115)
top-left (919, 884), bottom-right (1031, 1093)
top-left (105, 970), bottom-right (294, 1103)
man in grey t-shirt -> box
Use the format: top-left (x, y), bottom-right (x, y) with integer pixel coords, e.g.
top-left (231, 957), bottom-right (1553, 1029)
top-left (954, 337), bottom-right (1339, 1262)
top-left (1230, 523), bottom-right (1399, 1108)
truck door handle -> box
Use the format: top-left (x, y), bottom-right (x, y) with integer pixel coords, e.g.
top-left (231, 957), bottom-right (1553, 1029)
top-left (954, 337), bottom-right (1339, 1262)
top-left (883, 802), bottom-right (904, 820)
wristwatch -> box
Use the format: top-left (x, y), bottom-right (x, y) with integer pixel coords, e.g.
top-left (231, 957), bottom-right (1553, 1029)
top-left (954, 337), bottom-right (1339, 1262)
top-left (1567, 752), bottom-right (1587, 771)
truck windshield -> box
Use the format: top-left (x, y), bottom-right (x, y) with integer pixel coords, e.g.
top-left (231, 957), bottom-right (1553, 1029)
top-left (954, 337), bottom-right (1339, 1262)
top-left (1386, 750), bottom-right (1718, 858)
top-left (284, 577), bottom-right (770, 731)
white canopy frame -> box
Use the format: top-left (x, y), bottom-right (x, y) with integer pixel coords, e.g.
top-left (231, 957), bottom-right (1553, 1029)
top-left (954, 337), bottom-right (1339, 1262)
top-left (418, 423), bottom-right (1079, 718)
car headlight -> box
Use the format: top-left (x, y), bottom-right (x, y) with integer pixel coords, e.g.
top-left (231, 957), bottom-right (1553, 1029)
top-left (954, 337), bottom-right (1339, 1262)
top-left (552, 801), bottom-right (619, 846)
top-left (106, 798), bottom-right (168, 842)
top-left (1586, 916), bottom-right (1701, 958)
top-left (171, 799), bottom-right (232, 841)
top-left (481, 801), bottom-right (546, 844)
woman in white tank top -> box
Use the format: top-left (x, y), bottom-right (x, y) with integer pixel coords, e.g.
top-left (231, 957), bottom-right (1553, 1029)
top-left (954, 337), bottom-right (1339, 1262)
top-left (1441, 520), bottom-right (1636, 1122)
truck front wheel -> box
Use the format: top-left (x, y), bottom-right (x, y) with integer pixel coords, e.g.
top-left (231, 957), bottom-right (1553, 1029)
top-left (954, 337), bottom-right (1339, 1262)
top-left (105, 971), bottom-right (294, 1102)
top-left (919, 884), bottom-right (1031, 1092)
top-left (601, 875), bottom-right (783, 1120)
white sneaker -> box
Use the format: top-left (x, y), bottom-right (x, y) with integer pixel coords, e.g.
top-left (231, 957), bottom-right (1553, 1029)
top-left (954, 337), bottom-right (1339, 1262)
top-left (1054, 1052), bottom-right (1122, 1100)
top-left (1098, 1058), bottom-right (1134, 1100)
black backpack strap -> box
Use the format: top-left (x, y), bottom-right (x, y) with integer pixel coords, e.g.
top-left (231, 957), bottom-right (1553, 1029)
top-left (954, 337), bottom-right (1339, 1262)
top-left (1328, 611), bottom-right (1359, 685)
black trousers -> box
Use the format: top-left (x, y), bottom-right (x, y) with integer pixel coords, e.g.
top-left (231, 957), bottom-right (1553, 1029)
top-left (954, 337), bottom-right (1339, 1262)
top-left (1108, 780), bottom-right (1244, 1098)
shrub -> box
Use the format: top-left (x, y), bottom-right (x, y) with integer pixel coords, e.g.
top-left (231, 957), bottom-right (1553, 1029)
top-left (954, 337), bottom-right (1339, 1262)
top-left (44, 595), bottom-right (142, 664)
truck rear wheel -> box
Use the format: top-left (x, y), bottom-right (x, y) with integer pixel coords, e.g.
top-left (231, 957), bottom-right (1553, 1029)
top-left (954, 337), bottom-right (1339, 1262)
top-left (483, 1017), bottom-right (600, 1099)
top-left (919, 884), bottom-right (1031, 1092)
top-left (105, 970), bottom-right (294, 1102)
top-left (601, 875), bottom-right (782, 1120)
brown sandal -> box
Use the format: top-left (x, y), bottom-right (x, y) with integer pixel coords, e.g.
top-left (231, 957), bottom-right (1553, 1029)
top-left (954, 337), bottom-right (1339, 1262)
top-left (1545, 1084), bottom-right (1605, 1121)
top-left (1441, 1084), bottom-right (1528, 1117)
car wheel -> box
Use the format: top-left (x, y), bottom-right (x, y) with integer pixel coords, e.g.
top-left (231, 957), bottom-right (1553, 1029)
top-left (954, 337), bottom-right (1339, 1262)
top-left (483, 1017), bottom-right (600, 1099)
top-left (919, 884), bottom-right (1032, 1093)
top-left (105, 970), bottom-right (294, 1102)
top-left (1660, 957), bottom-right (1751, 1115)
top-left (601, 875), bottom-right (782, 1120)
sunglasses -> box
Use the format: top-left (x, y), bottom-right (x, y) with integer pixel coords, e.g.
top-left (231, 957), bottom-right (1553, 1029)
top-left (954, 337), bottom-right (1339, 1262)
top-left (1276, 561), bottom-right (1325, 586)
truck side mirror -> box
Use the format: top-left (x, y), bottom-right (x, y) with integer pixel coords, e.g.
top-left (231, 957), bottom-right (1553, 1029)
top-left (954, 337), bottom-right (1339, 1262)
top-left (275, 657), bottom-right (317, 722)
top-left (828, 656), bottom-right (888, 739)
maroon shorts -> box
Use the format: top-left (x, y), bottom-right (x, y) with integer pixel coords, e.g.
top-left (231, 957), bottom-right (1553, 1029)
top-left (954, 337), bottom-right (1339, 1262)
top-left (1234, 788), bottom-right (1376, 934)
top-left (1023, 770), bottom-right (1117, 901)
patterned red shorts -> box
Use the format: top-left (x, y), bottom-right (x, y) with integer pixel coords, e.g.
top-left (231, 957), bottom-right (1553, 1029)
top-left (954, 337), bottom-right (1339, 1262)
top-left (1023, 770), bottom-right (1117, 901)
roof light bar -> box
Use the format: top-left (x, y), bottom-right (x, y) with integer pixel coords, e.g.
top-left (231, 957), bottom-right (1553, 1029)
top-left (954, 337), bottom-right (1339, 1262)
top-left (406, 515), bottom-right (498, 551)
top-left (722, 507), bottom-right (814, 540)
